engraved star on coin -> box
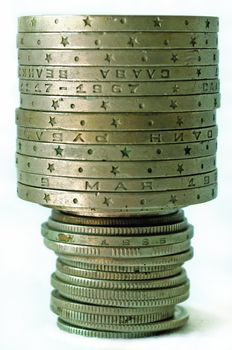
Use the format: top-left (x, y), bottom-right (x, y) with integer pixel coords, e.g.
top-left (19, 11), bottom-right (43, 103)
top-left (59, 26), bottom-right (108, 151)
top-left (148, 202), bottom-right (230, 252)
top-left (18, 141), bottom-right (22, 151)
top-left (48, 116), bottom-right (56, 127)
top-left (51, 100), bottom-right (59, 110)
top-left (43, 193), bottom-right (51, 203)
top-left (61, 36), bottom-right (69, 47)
top-left (111, 118), bottom-right (121, 128)
top-left (105, 53), bottom-right (114, 63)
top-left (177, 164), bottom-right (184, 174)
top-left (103, 197), bottom-right (113, 207)
top-left (45, 53), bottom-right (52, 63)
top-left (128, 36), bottom-right (139, 47)
top-left (111, 166), bottom-right (120, 176)
top-left (170, 100), bottom-right (178, 110)
top-left (83, 16), bottom-right (92, 27)
top-left (171, 53), bottom-right (179, 63)
top-left (31, 17), bottom-right (37, 26)
top-left (184, 146), bottom-right (192, 155)
top-left (153, 17), bottom-right (162, 27)
top-left (177, 116), bottom-right (184, 126)
top-left (120, 147), bottom-right (131, 158)
top-left (197, 69), bottom-right (202, 77)
top-left (190, 36), bottom-right (197, 47)
top-left (55, 146), bottom-right (64, 157)
top-left (101, 100), bottom-right (110, 110)
top-left (169, 195), bottom-right (177, 204)
top-left (47, 163), bottom-right (55, 173)
top-left (173, 84), bottom-right (180, 93)
top-left (206, 19), bottom-right (210, 28)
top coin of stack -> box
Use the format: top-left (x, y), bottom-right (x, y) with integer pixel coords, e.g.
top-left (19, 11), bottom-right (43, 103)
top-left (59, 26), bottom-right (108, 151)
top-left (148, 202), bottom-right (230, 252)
top-left (16, 15), bottom-right (220, 216)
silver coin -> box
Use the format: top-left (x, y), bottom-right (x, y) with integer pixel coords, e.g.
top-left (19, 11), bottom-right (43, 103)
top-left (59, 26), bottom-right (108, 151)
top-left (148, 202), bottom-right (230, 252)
top-left (17, 32), bottom-right (218, 49)
top-left (56, 259), bottom-right (183, 280)
top-left (15, 109), bottom-right (217, 131)
top-left (19, 93), bottom-right (220, 113)
top-left (42, 223), bottom-right (194, 247)
top-left (54, 268), bottom-right (188, 289)
top-left (18, 65), bottom-right (219, 82)
top-left (18, 15), bottom-right (219, 33)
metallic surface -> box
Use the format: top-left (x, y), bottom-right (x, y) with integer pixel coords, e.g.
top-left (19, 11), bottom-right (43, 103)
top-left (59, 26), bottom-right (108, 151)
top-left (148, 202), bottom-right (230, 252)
top-left (16, 14), bottom-right (220, 338)
top-left (18, 15), bottom-right (219, 33)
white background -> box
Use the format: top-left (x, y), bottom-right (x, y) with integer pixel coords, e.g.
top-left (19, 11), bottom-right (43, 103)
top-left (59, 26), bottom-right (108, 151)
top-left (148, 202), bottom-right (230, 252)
top-left (1, 0), bottom-right (232, 349)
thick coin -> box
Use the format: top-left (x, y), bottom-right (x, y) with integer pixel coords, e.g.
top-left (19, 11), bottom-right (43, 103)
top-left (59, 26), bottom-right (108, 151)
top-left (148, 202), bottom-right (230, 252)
top-left (42, 223), bottom-right (193, 247)
top-left (16, 139), bottom-right (217, 161)
top-left (17, 32), bottom-right (218, 49)
top-left (16, 153), bottom-right (216, 178)
top-left (17, 182), bottom-right (217, 211)
top-left (16, 109), bottom-right (217, 131)
top-left (18, 49), bottom-right (219, 66)
top-left (19, 93), bottom-right (220, 113)
top-left (19, 79), bottom-right (220, 96)
top-left (17, 139), bottom-right (217, 162)
top-left (17, 126), bottom-right (217, 144)
top-left (56, 306), bottom-right (188, 333)
top-left (18, 170), bottom-right (217, 192)
top-left (51, 303), bottom-right (174, 325)
top-left (44, 238), bottom-right (191, 258)
top-left (56, 260), bottom-right (183, 280)
top-left (51, 274), bottom-right (190, 300)
top-left (18, 65), bottom-right (219, 81)
top-left (18, 15), bottom-right (219, 33)
top-left (51, 289), bottom-right (175, 315)
top-left (48, 218), bottom-right (189, 236)
top-left (54, 269), bottom-right (187, 289)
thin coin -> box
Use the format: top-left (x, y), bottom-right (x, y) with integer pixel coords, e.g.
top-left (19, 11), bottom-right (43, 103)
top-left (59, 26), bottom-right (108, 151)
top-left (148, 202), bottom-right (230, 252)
top-left (51, 274), bottom-right (190, 300)
top-left (18, 15), bottom-right (219, 33)
top-left (18, 170), bottom-right (217, 192)
top-left (15, 109), bottom-right (217, 131)
top-left (42, 223), bottom-right (194, 247)
top-left (51, 208), bottom-right (184, 226)
top-left (51, 289), bottom-right (175, 315)
top-left (51, 304), bottom-right (175, 325)
top-left (19, 93), bottom-right (220, 113)
top-left (44, 238), bottom-right (191, 258)
top-left (17, 125), bottom-right (217, 144)
top-left (47, 218), bottom-right (189, 236)
top-left (19, 79), bottom-right (220, 96)
top-left (58, 248), bottom-right (193, 267)
top-left (16, 153), bottom-right (216, 178)
top-left (54, 269), bottom-right (188, 289)
top-left (56, 260), bottom-right (183, 280)
top-left (56, 306), bottom-right (188, 333)
top-left (18, 65), bottom-right (219, 81)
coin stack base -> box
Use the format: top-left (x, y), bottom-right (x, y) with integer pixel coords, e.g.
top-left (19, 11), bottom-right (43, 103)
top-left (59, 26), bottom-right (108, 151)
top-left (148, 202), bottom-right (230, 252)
top-left (43, 209), bottom-right (192, 337)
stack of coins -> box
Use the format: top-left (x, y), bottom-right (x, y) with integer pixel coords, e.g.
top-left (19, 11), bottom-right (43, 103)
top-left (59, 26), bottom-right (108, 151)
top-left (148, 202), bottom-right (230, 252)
top-left (16, 15), bottom-right (220, 338)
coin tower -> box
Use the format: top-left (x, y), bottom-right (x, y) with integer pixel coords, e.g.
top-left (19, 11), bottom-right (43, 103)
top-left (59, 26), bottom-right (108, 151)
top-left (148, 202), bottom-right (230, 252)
top-left (16, 15), bottom-right (220, 338)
